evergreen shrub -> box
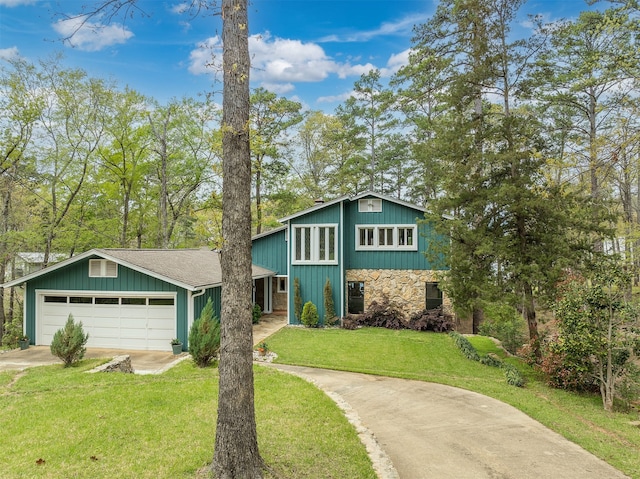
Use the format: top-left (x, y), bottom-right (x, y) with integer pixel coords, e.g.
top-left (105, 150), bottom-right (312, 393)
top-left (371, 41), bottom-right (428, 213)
top-left (293, 277), bottom-right (303, 323)
top-left (50, 314), bottom-right (89, 367)
top-left (189, 298), bottom-right (221, 368)
top-left (323, 278), bottom-right (336, 325)
top-left (300, 301), bottom-right (319, 328)
top-left (252, 303), bottom-right (262, 324)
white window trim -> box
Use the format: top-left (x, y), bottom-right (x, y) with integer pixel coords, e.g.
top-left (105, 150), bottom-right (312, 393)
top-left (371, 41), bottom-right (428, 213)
top-left (292, 224), bottom-right (339, 265)
top-left (89, 259), bottom-right (118, 278)
top-left (358, 198), bottom-right (383, 213)
top-left (355, 224), bottom-right (418, 251)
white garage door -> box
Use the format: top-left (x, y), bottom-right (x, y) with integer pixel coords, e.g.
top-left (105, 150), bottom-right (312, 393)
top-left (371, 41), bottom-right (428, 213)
top-left (38, 293), bottom-right (176, 351)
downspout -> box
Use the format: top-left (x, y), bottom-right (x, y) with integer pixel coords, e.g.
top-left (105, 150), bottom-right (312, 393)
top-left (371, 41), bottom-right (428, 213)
top-left (286, 221), bottom-right (291, 324)
top-left (340, 201), bottom-right (344, 319)
top-left (188, 288), bottom-right (207, 346)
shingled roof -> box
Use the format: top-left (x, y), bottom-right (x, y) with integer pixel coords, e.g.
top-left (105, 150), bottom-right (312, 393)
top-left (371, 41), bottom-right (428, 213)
top-left (1, 248), bottom-right (274, 291)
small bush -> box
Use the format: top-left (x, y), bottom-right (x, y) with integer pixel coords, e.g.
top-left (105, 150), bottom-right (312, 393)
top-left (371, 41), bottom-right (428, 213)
top-left (252, 303), bottom-right (262, 324)
top-left (293, 277), bottom-right (303, 323)
top-left (408, 307), bottom-right (454, 332)
top-left (358, 295), bottom-right (406, 329)
top-left (478, 302), bottom-right (527, 354)
top-left (479, 352), bottom-right (503, 368)
top-left (301, 301), bottom-right (319, 328)
top-left (323, 278), bottom-right (336, 325)
top-left (50, 314), bottom-right (89, 367)
top-left (539, 334), bottom-right (597, 392)
top-left (449, 331), bottom-right (480, 361)
top-left (503, 364), bottom-right (525, 387)
top-left (1, 317), bottom-right (23, 349)
top-left (189, 298), bottom-right (220, 368)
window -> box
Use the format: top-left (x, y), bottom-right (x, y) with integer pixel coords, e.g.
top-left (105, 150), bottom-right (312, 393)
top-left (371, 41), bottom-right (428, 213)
top-left (149, 298), bottom-right (174, 306)
top-left (426, 282), bottom-right (443, 310)
top-left (121, 297), bottom-right (146, 305)
top-left (347, 281), bottom-right (365, 314)
top-left (89, 259), bottom-right (118, 278)
top-left (277, 277), bottom-right (287, 293)
top-left (358, 198), bottom-right (382, 212)
top-left (292, 225), bottom-right (338, 264)
top-left (355, 225), bottom-right (418, 250)
top-left (95, 297), bottom-right (119, 305)
top-left (70, 296), bottom-right (92, 304)
top-left (44, 295), bottom-right (67, 303)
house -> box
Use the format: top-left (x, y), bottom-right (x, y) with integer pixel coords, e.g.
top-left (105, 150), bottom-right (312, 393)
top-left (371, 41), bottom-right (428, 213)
top-left (251, 191), bottom-right (450, 325)
top-left (1, 249), bottom-right (273, 352)
top-left (4, 252), bottom-right (67, 281)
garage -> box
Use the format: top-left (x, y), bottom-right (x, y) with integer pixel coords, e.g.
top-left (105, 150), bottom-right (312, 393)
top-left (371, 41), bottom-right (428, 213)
top-left (38, 292), bottom-right (176, 351)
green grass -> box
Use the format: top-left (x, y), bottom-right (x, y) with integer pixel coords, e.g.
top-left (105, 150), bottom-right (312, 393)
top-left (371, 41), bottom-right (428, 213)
top-left (0, 359), bottom-right (375, 479)
top-left (267, 327), bottom-right (640, 479)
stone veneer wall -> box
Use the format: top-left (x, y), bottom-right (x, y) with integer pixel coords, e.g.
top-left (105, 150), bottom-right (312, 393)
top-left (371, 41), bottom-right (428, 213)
top-left (271, 277), bottom-right (288, 312)
top-left (345, 269), bottom-right (453, 317)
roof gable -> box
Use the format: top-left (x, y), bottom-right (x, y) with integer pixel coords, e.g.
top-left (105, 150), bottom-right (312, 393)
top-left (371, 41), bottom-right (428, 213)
top-left (1, 249), bottom-right (273, 290)
top-left (278, 191), bottom-right (427, 223)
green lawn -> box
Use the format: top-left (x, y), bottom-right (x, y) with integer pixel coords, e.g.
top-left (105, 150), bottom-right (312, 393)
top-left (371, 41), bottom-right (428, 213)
top-left (2, 327), bottom-right (639, 479)
top-left (267, 327), bottom-right (640, 479)
top-left (0, 360), bottom-right (375, 479)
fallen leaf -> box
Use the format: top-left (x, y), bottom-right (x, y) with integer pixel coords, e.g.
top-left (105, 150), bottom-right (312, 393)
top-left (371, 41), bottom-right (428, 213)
top-left (35, 458), bottom-right (45, 465)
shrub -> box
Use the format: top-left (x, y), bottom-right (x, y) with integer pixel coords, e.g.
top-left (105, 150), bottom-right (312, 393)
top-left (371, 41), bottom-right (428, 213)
top-left (252, 303), bottom-right (262, 324)
top-left (503, 364), bottom-right (525, 388)
top-left (189, 298), bottom-right (221, 368)
top-left (479, 352), bottom-right (503, 368)
top-left (478, 302), bottom-right (527, 354)
top-left (538, 334), bottom-right (597, 392)
top-left (300, 301), bottom-right (319, 328)
top-left (50, 314), bottom-right (89, 367)
top-left (449, 331), bottom-right (480, 361)
top-left (323, 278), bottom-right (336, 325)
top-left (293, 277), bottom-right (303, 323)
top-left (358, 295), bottom-right (406, 329)
top-left (408, 307), bottom-right (454, 332)
top-left (1, 317), bottom-right (23, 349)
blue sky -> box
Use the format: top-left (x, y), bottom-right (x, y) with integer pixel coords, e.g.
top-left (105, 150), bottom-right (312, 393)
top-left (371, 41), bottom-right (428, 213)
top-left (1, 0), bottom-right (588, 111)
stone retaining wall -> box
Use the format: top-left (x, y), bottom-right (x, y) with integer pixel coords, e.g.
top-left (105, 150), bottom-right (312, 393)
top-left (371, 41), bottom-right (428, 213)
top-left (88, 355), bottom-right (134, 374)
top-left (345, 269), bottom-right (452, 317)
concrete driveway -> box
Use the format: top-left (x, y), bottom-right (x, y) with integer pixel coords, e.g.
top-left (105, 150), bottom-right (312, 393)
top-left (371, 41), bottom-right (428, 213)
top-left (0, 346), bottom-right (187, 374)
top-left (0, 313), bottom-right (287, 374)
top-left (268, 364), bottom-right (631, 479)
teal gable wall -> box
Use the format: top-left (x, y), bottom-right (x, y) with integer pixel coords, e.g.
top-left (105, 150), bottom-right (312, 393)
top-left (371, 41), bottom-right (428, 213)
top-left (288, 203), bottom-right (342, 324)
top-left (23, 255), bottom-right (192, 345)
top-left (344, 198), bottom-right (439, 270)
top-left (252, 228), bottom-right (287, 274)
top-left (194, 288), bottom-right (222, 321)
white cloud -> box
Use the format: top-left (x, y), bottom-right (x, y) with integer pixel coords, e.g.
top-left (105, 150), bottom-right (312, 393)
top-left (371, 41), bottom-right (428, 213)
top-left (317, 91), bottom-right (354, 104)
top-left (259, 82), bottom-right (295, 95)
top-left (188, 36), bottom-right (222, 75)
top-left (0, 47), bottom-right (21, 61)
top-left (52, 16), bottom-right (134, 52)
top-left (317, 13), bottom-right (429, 43)
top-left (0, 0), bottom-right (36, 6)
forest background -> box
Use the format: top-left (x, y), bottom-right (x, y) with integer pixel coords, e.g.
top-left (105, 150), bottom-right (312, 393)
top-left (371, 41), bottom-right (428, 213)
top-left (1, 0), bottom-right (639, 352)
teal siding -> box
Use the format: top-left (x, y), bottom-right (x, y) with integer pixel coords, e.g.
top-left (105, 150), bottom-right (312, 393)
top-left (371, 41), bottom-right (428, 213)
top-left (287, 203), bottom-right (342, 324)
top-left (344, 197), bottom-right (438, 271)
top-left (194, 287), bottom-right (222, 321)
top-left (24, 255), bottom-right (190, 346)
top-left (252, 228), bottom-right (287, 274)
top-left (289, 264), bottom-right (340, 325)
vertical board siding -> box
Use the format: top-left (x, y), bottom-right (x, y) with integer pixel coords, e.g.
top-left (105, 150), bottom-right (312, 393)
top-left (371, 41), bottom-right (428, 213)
top-left (24, 256), bottom-right (188, 346)
top-left (193, 287), bottom-right (222, 321)
top-left (252, 228), bottom-right (288, 274)
top-left (344, 198), bottom-right (438, 271)
top-left (287, 204), bottom-right (342, 324)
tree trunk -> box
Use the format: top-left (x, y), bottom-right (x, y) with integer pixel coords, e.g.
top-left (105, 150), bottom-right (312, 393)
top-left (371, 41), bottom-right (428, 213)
top-left (523, 281), bottom-right (540, 357)
top-left (212, 0), bottom-right (263, 477)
